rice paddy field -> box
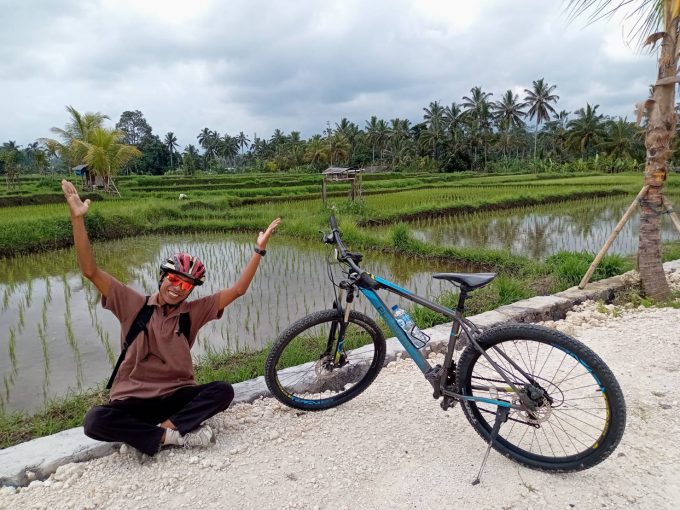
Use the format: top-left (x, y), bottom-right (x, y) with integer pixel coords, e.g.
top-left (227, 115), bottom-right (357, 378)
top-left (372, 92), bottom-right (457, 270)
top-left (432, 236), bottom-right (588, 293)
top-left (1, 170), bottom-right (679, 444)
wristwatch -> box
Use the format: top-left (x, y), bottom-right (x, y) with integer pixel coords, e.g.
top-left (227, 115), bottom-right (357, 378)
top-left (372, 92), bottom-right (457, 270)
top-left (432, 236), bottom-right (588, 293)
top-left (254, 247), bottom-right (266, 256)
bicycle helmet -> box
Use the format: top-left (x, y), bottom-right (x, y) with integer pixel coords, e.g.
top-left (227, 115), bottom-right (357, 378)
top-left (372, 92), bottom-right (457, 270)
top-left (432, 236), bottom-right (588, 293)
top-left (159, 252), bottom-right (206, 286)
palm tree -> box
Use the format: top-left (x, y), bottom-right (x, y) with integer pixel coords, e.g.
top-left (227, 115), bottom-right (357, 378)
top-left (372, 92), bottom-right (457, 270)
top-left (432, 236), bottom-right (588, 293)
top-left (270, 129), bottom-right (287, 148)
top-left (1, 141), bottom-right (21, 189)
top-left (335, 119), bottom-right (360, 164)
top-left (45, 105), bottom-right (109, 169)
top-left (423, 101), bottom-right (446, 160)
top-left (462, 87), bottom-right (494, 166)
top-left (567, 103), bottom-right (607, 157)
top-left (365, 116), bottom-right (381, 164)
top-left (197, 128), bottom-right (219, 167)
top-left (462, 87), bottom-right (493, 119)
top-left (524, 79), bottom-right (559, 159)
top-left (493, 90), bottom-right (526, 156)
top-left (304, 135), bottom-right (329, 170)
top-left (328, 133), bottom-right (351, 166)
top-left (600, 117), bottom-right (644, 160)
top-left (182, 144), bottom-right (200, 175)
top-left (73, 128), bottom-right (141, 189)
top-left (287, 136), bottom-right (306, 168)
top-left (218, 134), bottom-right (239, 168)
top-left (375, 119), bottom-right (390, 162)
top-left (236, 131), bottom-right (250, 156)
top-left (18, 141), bottom-right (39, 173)
top-left (568, 0), bottom-right (678, 298)
top-left (164, 132), bottom-right (178, 168)
top-left (443, 102), bottom-right (465, 151)
top-left (543, 110), bottom-right (571, 159)
top-left (50, 105), bottom-right (109, 145)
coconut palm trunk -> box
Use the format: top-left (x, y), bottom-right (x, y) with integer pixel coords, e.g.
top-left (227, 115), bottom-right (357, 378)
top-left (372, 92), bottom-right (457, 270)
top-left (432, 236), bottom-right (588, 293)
top-left (533, 120), bottom-right (539, 159)
top-left (638, 4), bottom-right (678, 299)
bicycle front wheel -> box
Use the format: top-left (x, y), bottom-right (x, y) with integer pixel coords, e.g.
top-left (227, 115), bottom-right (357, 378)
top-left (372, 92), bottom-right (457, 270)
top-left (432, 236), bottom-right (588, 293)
top-left (265, 309), bottom-right (386, 411)
top-left (457, 323), bottom-right (626, 472)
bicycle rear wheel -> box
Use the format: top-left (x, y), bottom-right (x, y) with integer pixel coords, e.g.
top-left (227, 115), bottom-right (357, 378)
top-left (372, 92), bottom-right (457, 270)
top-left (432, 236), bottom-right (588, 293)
top-left (265, 309), bottom-right (386, 410)
top-left (457, 323), bottom-right (626, 471)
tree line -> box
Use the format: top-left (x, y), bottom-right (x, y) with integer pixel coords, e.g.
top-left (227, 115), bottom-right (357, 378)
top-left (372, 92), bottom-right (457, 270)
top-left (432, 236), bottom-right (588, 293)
top-left (0, 78), bottom-right (667, 180)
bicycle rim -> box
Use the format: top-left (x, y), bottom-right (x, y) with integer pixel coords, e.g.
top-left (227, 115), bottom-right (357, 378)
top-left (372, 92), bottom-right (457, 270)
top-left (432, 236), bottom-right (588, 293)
top-left (266, 310), bottom-right (385, 409)
top-left (458, 325), bottom-right (625, 470)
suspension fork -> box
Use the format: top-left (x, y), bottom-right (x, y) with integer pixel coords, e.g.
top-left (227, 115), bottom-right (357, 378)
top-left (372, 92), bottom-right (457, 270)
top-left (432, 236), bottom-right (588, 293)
top-left (328, 288), bottom-right (354, 363)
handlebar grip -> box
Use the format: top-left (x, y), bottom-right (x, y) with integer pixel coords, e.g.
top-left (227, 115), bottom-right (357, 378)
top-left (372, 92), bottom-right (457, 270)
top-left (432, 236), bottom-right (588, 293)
top-left (329, 215), bottom-right (338, 231)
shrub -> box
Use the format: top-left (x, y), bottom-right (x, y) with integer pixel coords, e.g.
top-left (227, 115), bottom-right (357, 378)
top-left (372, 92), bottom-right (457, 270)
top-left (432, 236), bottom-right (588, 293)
top-left (545, 251), bottom-right (631, 290)
top-left (390, 224), bottom-right (413, 251)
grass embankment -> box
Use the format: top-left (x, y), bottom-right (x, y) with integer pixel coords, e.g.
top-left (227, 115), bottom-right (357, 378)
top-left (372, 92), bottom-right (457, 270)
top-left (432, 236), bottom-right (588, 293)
top-left (0, 171), bottom-right (670, 447)
top-left (0, 173), bottom-right (643, 257)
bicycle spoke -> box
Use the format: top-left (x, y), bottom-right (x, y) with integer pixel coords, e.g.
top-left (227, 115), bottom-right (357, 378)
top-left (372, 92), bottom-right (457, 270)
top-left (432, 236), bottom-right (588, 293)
top-left (461, 334), bottom-right (618, 463)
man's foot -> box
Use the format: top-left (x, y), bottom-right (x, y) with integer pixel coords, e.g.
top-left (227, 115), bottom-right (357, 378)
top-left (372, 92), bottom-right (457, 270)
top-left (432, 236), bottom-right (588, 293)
top-left (182, 424), bottom-right (216, 448)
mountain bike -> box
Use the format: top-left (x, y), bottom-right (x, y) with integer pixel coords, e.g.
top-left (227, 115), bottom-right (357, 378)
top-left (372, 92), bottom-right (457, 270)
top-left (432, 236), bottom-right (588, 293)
top-left (264, 216), bottom-right (626, 481)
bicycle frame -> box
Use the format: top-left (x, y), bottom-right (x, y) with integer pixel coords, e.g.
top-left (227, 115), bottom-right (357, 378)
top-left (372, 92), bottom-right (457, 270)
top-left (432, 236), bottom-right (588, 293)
top-left (338, 273), bottom-right (515, 410)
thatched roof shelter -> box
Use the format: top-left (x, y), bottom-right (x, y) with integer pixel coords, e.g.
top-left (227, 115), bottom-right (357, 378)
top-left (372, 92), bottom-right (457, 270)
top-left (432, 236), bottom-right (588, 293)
top-left (321, 167), bottom-right (363, 203)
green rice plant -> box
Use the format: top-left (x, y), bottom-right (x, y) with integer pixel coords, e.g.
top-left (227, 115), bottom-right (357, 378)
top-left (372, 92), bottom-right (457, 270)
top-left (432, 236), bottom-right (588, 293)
top-left (17, 302), bottom-right (25, 332)
top-left (391, 224), bottom-right (414, 251)
top-left (25, 280), bottom-right (32, 308)
top-left (38, 322), bottom-right (50, 375)
top-left (8, 327), bottom-right (17, 374)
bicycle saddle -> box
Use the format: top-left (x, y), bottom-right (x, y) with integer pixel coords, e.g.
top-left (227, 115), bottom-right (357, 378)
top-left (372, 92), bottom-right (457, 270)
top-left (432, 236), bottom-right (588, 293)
top-left (432, 272), bottom-right (497, 291)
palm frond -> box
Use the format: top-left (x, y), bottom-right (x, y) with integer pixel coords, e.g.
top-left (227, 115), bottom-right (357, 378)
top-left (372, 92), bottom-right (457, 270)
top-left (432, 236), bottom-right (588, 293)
top-left (566, 0), bottom-right (663, 50)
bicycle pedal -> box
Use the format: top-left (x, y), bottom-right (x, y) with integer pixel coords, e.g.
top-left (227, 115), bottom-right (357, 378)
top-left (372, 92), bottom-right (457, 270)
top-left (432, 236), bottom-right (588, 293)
top-left (440, 396), bottom-right (458, 411)
top-left (424, 364), bottom-right (442, 384)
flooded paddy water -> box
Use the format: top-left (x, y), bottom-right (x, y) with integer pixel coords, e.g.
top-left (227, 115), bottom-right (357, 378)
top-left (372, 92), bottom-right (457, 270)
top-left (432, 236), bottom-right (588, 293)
top-left (372, 195), bottom-right (680, 259)
top-left (0, 233), bottom-right (459, 413)
top-left (4, 193), bottom-right (680, 414)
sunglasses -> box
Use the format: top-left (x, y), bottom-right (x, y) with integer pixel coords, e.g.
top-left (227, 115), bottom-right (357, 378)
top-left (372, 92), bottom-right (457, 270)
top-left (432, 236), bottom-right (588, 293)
top-left (166, 274), bottom-right (195, 291)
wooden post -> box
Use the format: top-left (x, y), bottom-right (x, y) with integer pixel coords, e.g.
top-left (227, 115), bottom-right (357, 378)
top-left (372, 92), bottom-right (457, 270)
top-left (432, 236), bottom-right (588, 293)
top-left (579, 185), bottom-right (650, 289)
top-left (322, 179), bottom-right (327, 205)
top-left (662, 196), bottom-right (680, 235)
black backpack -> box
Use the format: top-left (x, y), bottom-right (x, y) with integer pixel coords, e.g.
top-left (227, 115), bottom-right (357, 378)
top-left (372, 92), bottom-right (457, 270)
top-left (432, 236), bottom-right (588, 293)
top-left (106, 296), bottom-right (191, 389)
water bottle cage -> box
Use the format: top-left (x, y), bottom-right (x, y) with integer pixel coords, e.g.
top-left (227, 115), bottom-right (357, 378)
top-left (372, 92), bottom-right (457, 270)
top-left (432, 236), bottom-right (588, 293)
top-left (406, 324), bottom-right (431, 349)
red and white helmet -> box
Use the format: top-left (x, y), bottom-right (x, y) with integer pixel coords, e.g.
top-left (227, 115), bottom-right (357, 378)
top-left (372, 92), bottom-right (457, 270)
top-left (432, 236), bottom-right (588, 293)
top-left (159, 252), bottom-right (206, 286)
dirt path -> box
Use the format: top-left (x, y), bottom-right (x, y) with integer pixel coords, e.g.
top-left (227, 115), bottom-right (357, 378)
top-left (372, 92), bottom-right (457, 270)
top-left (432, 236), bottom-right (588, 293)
top-left (2, 301), bottom-right (679, 510)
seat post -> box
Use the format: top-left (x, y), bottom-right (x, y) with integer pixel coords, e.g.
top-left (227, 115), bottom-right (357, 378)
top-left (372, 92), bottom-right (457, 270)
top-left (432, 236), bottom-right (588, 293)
top-left (456, 289), bottom-right (468, 313)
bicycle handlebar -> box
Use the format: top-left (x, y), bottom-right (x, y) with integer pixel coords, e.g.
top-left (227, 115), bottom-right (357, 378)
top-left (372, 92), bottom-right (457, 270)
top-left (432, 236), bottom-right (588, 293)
top-left (327, 215), bottom-right (362, 275)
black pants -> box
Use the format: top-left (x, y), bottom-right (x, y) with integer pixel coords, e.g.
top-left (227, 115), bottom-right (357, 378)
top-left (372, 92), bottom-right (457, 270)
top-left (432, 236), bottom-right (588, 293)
top-left (84, 382), bottom-right (234, 456)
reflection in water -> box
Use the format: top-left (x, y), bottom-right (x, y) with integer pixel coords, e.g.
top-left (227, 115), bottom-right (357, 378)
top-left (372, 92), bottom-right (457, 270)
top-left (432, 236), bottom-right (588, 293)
top-left (0, 234), bottom-right (467, 412)
top-left (388, 196), bottom-right (680, 258)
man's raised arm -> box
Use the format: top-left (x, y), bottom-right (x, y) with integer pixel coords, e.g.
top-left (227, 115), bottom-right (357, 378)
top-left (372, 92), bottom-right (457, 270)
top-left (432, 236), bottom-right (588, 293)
top-left (218, 217), bottom-right (281, 310)
top-left (61, 180), bottom-right (113, 298)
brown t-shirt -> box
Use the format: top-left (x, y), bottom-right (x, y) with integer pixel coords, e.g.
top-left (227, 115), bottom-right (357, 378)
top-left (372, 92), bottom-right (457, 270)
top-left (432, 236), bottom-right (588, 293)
top-left (102, 278), bottom-right (223, 401)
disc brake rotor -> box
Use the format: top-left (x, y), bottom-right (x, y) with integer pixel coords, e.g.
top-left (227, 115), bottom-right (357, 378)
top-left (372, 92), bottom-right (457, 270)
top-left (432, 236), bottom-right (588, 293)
top-left (512, 393), bottom-right (552, 424)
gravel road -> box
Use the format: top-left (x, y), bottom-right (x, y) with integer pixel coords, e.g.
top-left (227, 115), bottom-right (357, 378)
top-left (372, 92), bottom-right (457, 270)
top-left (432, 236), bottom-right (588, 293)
top-left (2, 300), bottom-right (680, 510)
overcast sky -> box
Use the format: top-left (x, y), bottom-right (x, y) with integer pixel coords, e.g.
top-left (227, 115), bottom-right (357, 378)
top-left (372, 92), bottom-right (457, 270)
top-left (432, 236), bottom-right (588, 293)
top-left (0, 0), bottom-right (657, 149)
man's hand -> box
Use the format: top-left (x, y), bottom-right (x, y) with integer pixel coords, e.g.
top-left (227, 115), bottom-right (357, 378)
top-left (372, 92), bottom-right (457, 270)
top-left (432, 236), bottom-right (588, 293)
top-left (61, 180), bottom-right (90, 218)
top-left (256, 218), bottom-right (281, 249)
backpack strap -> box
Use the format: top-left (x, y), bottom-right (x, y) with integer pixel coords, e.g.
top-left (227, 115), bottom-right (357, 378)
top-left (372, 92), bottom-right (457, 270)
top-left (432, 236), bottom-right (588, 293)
top-left (178, 312), bottom-right (191, 343)
top-left (106, 296), bottom-right (155, 390)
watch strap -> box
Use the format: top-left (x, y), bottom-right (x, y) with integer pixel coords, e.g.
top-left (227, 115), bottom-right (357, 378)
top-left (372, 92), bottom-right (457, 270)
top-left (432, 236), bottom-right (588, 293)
top-left (254, 247), bottom-right (266, 256)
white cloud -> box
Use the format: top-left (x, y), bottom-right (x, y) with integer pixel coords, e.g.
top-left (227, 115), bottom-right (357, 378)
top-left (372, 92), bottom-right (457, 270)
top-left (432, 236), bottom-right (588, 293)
top-left (0, 0), bottom-right (657, 148)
